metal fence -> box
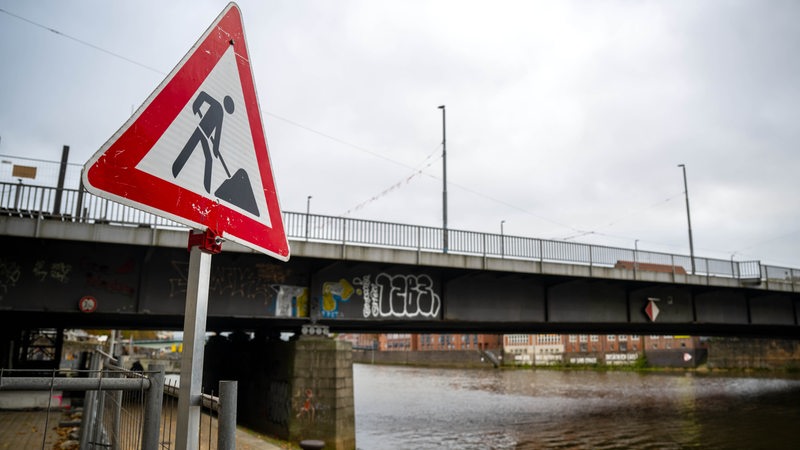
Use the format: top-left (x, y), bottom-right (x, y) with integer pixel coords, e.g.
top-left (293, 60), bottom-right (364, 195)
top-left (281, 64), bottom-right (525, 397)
top-left (2, 179), bottom-right (799, 291)
top-left (0, 350), bottom-right (236, 450)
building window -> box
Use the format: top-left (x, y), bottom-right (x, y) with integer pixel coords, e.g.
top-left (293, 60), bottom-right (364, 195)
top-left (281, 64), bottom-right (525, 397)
top-left (538, 334), bottom-right (560, 345)
top-left (507, 334), bottom-right (529, 345)
top-left (590, 335), bottom-right (599, 342)
top-left (569, 335), bottom-right (577, 343)
top-left (608, 335), bottom-right (616, 341)
top-left (579, 335), bottom-right (588, 343)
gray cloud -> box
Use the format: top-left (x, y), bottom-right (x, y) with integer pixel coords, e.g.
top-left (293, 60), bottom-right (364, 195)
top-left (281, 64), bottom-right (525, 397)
top-left (1, 0), bottom-right (798, 267)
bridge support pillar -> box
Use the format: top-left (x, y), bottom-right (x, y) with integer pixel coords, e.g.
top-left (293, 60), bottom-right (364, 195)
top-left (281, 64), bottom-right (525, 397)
top-left (208, 333), bottom-right (355, 450)
top-left (287, 335), bottom-right (355, 449)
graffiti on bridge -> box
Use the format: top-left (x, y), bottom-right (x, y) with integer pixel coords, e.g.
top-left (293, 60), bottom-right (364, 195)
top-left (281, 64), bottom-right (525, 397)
top-left (319, 272), bottom-right (441, 319)
top-left (80, 257), bottom-right (136, 296)
top-left (320, 278), bottom-right (355, 319)
top-left (168, 260), bottom-right (307, 317)
top-left (0, 258), bottom-right (21, 297)
top-left (274, 285), bottom-right (309, 318)
top-left (169, 261), bottom-right (276, 301)
top-left (32, 260), bottom-right (72, 284)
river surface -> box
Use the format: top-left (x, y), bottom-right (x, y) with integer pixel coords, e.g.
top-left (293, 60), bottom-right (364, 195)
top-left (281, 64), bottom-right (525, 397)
top-left (353, 364), bottom-right (800, 449)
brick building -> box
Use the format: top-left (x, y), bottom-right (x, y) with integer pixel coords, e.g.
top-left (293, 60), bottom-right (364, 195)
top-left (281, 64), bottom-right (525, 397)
top-left (340, 333), bottom-right (704, 368)
top-left (336, 333), bottom-right (379, 350)
top-left (503, 334), bottom-right (646, 366)
top-left (415, 334), bottom-right (501, 351)
top-left (338, 333), bottom-right (501, 352)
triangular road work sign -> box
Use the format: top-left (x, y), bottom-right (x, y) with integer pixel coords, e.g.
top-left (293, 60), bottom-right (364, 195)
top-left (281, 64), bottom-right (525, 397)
top-left (83, 2), bottom-right (289, 261)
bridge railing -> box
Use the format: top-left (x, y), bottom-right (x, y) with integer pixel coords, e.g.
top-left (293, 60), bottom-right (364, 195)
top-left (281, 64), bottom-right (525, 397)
top-left (2, 180), bottom-right (797, 290)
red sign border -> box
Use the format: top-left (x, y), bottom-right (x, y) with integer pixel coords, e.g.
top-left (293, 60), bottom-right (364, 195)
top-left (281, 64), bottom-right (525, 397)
top-left (82, 3), bottom-right (289, 261)
top-left (79, 295), bottom-right (98, 313)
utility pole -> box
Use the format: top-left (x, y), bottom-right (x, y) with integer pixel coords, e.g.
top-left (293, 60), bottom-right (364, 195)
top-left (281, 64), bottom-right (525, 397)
top-left (500, 220), bottom-right (506, 258)
top-left (438, 105), bottom-right (448, 253)
top-left (305, 195), bottom-right (312, 241)
top-left (678, 164), bottom-right (696, 274)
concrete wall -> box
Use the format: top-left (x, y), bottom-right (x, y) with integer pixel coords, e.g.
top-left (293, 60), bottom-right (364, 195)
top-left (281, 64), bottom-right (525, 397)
top-left (645, 348), bottom-right (707, 368)
top-left (706, 338), bottom-right (800, 370)
top-left (203, 335), bottom-right (356, 450)
top-left (353, 349), bottom-right (498, 368)
top-left (0, 391), bottom-right (64, 409)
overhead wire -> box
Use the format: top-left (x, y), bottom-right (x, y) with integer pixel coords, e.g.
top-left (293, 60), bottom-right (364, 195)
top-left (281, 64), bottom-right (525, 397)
top-left (0, 7), bottom-right (165, 75)
top-left (339, 144), bottom-right (442, 217)
top-left (2, 6), bottom-right (584, 233)
top-left (557, 192), bottom-right (683, 241)
top-left (9, 6), bottom-right (789, 262)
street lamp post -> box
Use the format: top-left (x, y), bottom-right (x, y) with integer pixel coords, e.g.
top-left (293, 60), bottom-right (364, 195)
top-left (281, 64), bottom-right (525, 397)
top-left (438, 105), bottom-right (448, 254)
top-left (500, 220), bottom-right (506, 258)
top-left (678, 164), bottom-right (696, 274)
top-left (305, 195), bottom-right (312, 241)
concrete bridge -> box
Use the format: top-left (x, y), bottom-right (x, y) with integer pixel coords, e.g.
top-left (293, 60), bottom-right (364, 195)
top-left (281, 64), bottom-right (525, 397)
top-left (1, 180), bottom-right (798, 337)
top-left (3, 180), bottom-right (800, 449)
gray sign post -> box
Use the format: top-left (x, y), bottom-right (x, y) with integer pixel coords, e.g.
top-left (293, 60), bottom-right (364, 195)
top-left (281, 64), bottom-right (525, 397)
top-left (174, 230), bottom-right (219, 449)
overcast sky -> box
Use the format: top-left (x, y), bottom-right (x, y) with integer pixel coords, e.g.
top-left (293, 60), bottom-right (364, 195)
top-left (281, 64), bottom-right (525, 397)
top-left (1, 0), bottom-right (799, 268)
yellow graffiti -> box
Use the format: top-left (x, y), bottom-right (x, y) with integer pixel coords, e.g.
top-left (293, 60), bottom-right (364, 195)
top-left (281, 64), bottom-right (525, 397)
top-left (322, 278), bottom-right (355, 313)
top-left (296, 288), bottom-right (309, 317)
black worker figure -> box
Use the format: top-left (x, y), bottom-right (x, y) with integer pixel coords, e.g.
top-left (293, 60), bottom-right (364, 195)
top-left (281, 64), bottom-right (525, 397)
top-left (173, 91), bottom-right (234, 193)
top-left (172, 91), bottom-right (260, 216)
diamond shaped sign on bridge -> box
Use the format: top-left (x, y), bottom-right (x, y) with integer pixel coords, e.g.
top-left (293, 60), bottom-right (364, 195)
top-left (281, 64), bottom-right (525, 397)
top-left (83, 3), bottom-right (289, 261)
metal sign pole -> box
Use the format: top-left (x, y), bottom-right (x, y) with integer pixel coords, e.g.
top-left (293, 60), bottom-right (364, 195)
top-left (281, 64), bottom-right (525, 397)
top-left (175, 229), bottom-right (220, 450)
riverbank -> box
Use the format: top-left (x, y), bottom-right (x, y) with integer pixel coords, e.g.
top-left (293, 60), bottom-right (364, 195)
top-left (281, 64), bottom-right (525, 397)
top-left (353, 337), bottom-right (800, 373)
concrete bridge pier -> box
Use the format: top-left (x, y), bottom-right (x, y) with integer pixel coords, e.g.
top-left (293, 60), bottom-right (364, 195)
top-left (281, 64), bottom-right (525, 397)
top-left (204, 332), bottom-right (356, 450)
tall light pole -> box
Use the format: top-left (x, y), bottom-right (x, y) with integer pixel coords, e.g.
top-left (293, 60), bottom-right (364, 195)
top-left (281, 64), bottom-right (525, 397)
top-left (500, 220), bottom-right (506, 258)
top-left (438, 105), bottom-right (448, 253)
top-left (305, 195), bottom-right (312, 241)
top-left (678, 164), bottom-right (696, 274)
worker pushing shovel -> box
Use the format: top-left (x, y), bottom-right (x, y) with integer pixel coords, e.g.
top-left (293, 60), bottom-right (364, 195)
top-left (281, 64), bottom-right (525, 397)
top-left (172, 91), bottom-right (260, 216)
top-left (172, 91), bottom-right (234, 193)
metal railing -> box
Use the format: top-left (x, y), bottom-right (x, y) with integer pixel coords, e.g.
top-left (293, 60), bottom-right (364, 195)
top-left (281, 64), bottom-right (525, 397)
top-left (0, 349), bottom-right (237, 450)
top-left (2, 180), bottom-right (799, 291)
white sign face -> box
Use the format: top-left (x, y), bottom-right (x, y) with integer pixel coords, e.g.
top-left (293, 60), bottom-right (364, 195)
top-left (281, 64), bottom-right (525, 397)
top-left (136, 47), bottom-right (270, 225)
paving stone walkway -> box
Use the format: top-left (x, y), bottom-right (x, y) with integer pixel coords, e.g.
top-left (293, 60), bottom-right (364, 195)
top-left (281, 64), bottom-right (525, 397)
top-left (0, 409), bottom-right (291, 450)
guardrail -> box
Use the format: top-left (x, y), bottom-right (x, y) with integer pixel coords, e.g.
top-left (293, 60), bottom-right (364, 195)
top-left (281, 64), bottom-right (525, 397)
top-left (0, 349), bottom-right (237, 450)
top-left (2, 180), bottom-right (799, 291)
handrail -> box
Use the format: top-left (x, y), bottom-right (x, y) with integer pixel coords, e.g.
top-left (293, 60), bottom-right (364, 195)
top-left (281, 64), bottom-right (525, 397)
top-left (1, 180), bottom-right (797, 290)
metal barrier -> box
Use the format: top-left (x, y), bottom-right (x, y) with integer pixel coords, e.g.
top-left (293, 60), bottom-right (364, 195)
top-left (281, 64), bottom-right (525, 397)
top-left (0, 350), bottom-right (237, 450)
top-left (1, 179), bottom-right (797, 291)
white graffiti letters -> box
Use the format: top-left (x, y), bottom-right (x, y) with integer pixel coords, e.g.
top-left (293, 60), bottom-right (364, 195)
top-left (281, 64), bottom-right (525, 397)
top-left (357, 273), bottom-right (440, 319)
top-left (0, 258), bottom-right (21, 295)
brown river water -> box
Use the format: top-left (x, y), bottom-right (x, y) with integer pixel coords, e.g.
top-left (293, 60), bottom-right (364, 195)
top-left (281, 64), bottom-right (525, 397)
top-left (353, 363), bottom-right (800, 449)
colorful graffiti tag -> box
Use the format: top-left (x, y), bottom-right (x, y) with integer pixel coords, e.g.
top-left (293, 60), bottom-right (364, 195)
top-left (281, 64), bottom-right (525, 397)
top-left (349, 273), bottom-right (443, 319)
top-left (273, 285), bottom-right (309, 318)
top-left (317, 273), bottom-right (441, 319)
top-left (321, 278), bottom-right (355, 318)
